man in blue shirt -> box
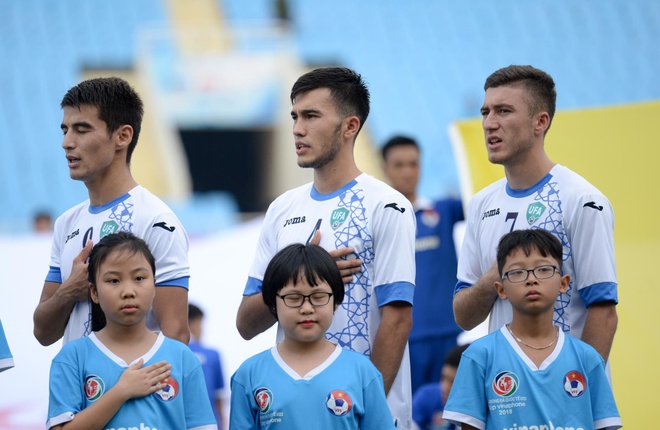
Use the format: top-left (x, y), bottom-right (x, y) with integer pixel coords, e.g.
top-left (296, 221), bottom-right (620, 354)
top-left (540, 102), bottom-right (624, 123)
top-left (382, 136), bottom-right (464, 395)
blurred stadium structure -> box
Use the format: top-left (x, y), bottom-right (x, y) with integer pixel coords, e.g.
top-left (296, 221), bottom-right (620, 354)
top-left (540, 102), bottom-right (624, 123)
top-left (0, 0), bottom-right (659, 427)
top-left (1, 0), bottom-right (659, 234)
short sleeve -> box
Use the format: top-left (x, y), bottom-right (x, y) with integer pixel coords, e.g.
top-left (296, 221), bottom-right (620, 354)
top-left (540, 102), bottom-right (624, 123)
top-left (47, 349), bottom-right (82, 428)
top-left (142, 211), bottom-right (190, 289)
top-left (243, 204), bottom-right (280, 296)
top-left (360, 372), bottom-right (396, 429)
top-left (372, 193), bottom-right (416, 306)
top-left (182, 350), bottom-right (218, 428)
top-left (442, 350), bottom-right (487, 429)
top-left (229, 370), bottom-right (258, 430)
top-left (568, 194), bottom-right (617, 306)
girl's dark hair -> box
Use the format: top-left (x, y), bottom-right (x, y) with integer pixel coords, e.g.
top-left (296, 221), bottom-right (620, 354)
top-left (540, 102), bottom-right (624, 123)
top-left (496, 229), bottom-right (563, 276)
top-left (262, 243), bottom-right (345, 318)
top-left (87, 231), bottom-right (155, 331)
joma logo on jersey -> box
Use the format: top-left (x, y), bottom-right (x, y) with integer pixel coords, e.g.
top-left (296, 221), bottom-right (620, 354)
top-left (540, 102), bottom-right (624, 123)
top-left (526, 202), bottom-right (546, 225)
top-left (330, 208), bottom-right (349, 230)
top-left (283, 216), bottom-right (306, 228)
top-left (65, 229), bottom-right (79, 244)
top-left (482, 208), bottom-right (500, 220)
top-left (100, 221), bottom-right (119, 238)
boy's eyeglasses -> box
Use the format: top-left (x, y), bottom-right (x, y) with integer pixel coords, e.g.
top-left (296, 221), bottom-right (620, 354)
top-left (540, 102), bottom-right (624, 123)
top-left (502, 265), bottom-right (559, 283)
top-left (277, 292), bottom-right (333, 308)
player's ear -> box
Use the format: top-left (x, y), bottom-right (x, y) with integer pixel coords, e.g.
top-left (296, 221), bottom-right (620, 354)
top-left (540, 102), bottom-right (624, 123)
top-left (343, 115), bottom-right (360, 141)
top-left (114, 124), bottom-right (133, 151)
top-left (534, 111), bottom-right (550, 136)
top-left (495, 281), bottom-right (507, 300)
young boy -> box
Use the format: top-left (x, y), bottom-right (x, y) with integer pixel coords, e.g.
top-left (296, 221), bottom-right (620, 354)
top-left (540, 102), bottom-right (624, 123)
top-left (47, 232), bottom-right (216, 430)
top-left (443, 229), bottom-right (621, 430)
top-left (230, 243), bottom-right (395, 429)
top-left (412, 343), bottom-right (469, 430)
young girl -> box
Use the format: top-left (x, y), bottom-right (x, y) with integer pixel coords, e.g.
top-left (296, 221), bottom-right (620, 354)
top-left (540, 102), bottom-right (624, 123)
top-left (230, 243), bottom-right (395, 429)
top-left (47, 232), bottom-right (216, 429)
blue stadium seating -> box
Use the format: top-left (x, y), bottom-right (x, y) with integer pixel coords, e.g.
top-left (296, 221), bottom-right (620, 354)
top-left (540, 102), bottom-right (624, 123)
top-left (2, 0), bottom-right (660, 232)
top-left (0, 0), bottom-right (169, 233)
top-left (220, 0), bottom-right (276, 22)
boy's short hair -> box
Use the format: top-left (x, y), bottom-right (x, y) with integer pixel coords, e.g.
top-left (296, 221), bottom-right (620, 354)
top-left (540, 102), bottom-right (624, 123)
top-left (496, 229), bottom-right (563, 276)
top-left (262, 243), bottom-right (345, 318)
top-left (87, 231), bottom-right (156, 331)
top-left (61, 77), bottom-right (144, 164)
top-left (445, 343), bottom-right (470, 369)
top-left (188, 303), bottom-right (204, 320)
top-left (381, 135), bottom-right (419, 161)
top-left (290, 67), bottom-right (370, 135)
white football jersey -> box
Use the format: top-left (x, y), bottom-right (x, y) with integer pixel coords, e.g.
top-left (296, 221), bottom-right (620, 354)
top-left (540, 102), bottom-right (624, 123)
top-left (456, 165), bottom-right (617, 338)
top-left (46, 186), bottom-right (190, 344)
top-left (244, 173), bottom-right (416, 429)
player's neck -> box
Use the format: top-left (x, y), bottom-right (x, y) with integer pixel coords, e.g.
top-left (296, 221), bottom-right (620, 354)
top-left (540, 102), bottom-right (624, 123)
top-left (277, 338), bottom-right (336, 377)
top-left (86, 169), bottom-right (138, 206)
top-left (313, 167), bottom-right (361, 194)
top-left (95, 324), bottom-right (158, 364)
top-left (505, 152), bottom-right (555, 190)
top-left (312, 152), bottom-right (361, 195)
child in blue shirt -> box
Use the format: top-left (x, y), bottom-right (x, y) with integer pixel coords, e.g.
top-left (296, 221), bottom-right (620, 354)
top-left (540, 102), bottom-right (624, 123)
top-left (230, 243), bottom-right (395, 429)
top-left (443, 229), bottom-right (621, 430)
top-left (47, 232), bottom-right (216, 429)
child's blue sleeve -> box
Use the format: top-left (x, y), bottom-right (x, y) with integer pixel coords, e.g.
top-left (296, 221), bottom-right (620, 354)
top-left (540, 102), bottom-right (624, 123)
top-left (46, 351), bottom-right (81, 428)
top-left (588, 359), bottom-right (622, 429)
top-left (183, 356), bottom-right (218, 429)
top-left (442, 353), bottom-right (487, 429)
top-left (229, 371), bottom-right (258, 430)
top-left (360, 373), bottom-right (396, 429)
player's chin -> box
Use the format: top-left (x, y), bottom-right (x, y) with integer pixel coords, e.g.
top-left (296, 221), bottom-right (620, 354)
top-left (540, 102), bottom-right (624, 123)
top-left (487, 152), bottom-right (507, 165)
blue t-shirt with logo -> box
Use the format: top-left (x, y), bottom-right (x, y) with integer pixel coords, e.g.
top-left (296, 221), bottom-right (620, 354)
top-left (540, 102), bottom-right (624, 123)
top-left (47, 332), bottom-right (216, 429)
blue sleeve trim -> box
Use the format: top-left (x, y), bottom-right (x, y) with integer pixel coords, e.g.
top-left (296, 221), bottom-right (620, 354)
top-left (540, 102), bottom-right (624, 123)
top-left (243, 277), bottom-right (263, 296)
top-left (156, 276), bottom-right (190, 290)
top-left (375, 281), bottom-right (414, 307)
top-left (579, 282), bottom-right (618, 307)
top-left (45, 266), bottom-right (62, 283)
top-left (454, 281), bottom-right (472, 296)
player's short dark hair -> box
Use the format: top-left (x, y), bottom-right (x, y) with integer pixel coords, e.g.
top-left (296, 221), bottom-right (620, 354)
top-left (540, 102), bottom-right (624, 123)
top-left (445, 343), bottom-right (470, 369)
top-left (87, 231), bottom-right (156, 331)
top-left (381, 135), bottom-right (419, 161)
top-left (262, 243), bottom-right (345, 318)
top-left (291, 67), bottom-right (370, 135)
top-left (496, 229), bottom-right (563, 276)
top-left (61, 77), bottom-right (144, 164)
top-left (484, 65), bottom-right (556, 134)
top-left (189, 303), bottom-right (204, 320)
